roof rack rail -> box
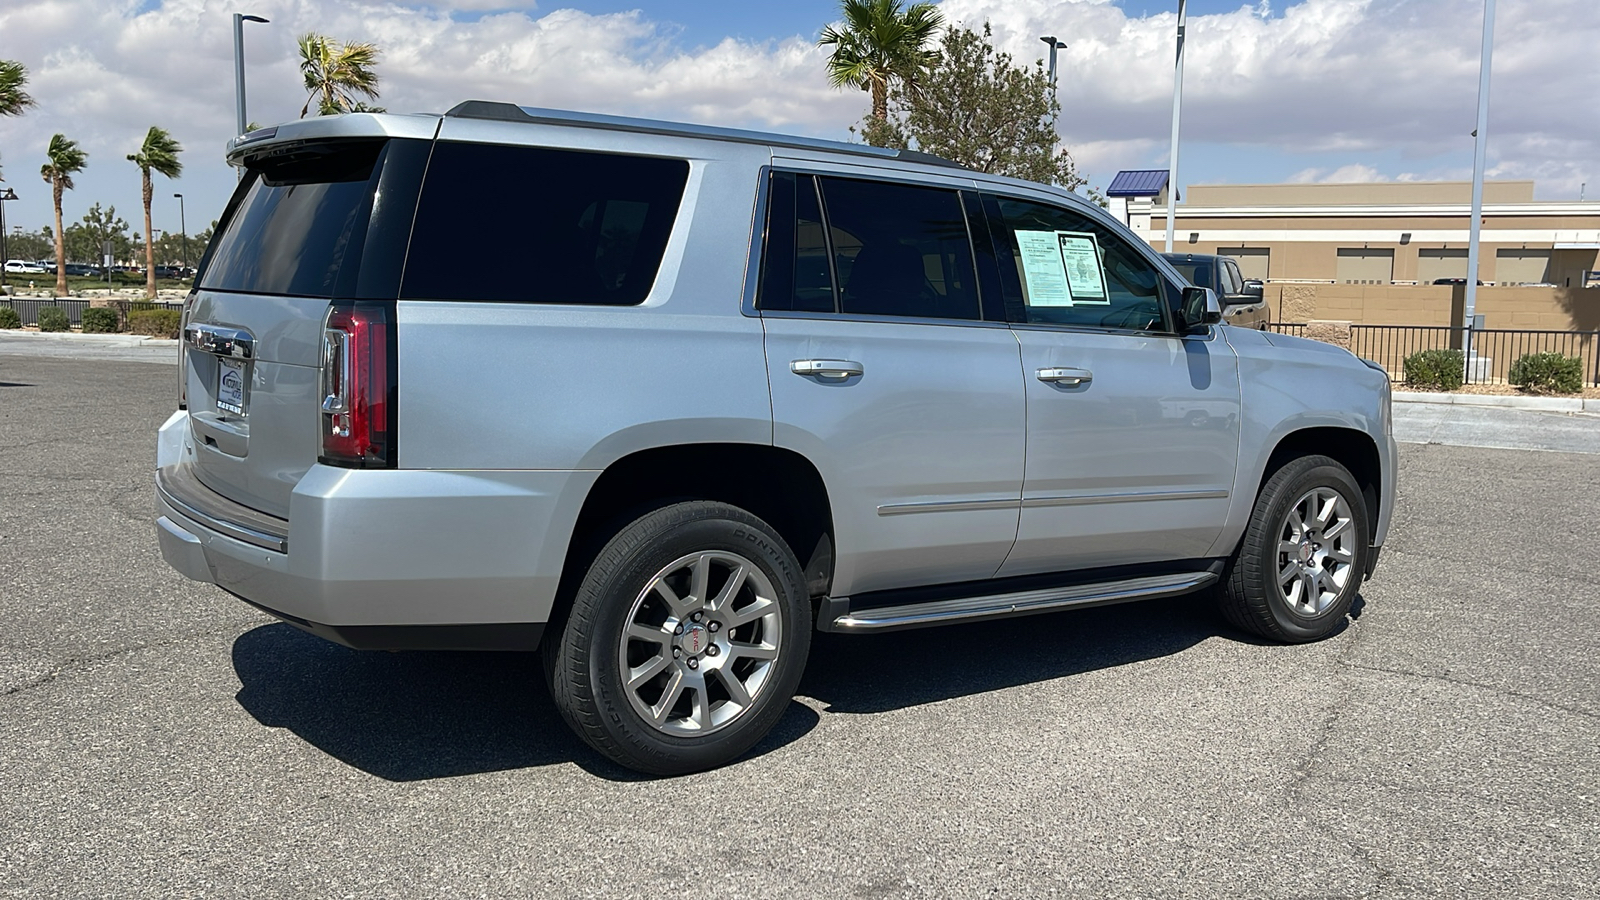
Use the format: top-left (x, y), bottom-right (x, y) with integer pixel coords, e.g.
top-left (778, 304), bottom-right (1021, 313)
top-left (443, 100), bottom-right (967, 171)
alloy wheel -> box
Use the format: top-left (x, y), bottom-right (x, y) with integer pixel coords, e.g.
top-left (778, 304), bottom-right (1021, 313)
top-left (617, 550), bottom-right (784, 736)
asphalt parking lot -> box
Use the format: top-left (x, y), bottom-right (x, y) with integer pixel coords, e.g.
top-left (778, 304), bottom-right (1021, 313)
top-left (2, 354), bottom-right (1597, 899)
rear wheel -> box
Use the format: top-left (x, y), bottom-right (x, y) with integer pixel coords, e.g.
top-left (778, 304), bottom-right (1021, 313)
top-left (1220, 455), bottom-right (1369, 642)
top-left (543, 501), bottom-right (810, 775)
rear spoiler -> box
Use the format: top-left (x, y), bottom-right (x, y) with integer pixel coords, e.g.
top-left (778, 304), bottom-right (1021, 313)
top-left (225, 114), bottom-right (441, 168)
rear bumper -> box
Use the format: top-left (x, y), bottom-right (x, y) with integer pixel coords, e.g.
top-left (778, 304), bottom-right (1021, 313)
top-left (154, 411), bottom-right (596, 643)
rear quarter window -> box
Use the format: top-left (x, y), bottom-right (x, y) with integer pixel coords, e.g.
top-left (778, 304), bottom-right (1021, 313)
top-left (400, 142), bottom-right (690, 305)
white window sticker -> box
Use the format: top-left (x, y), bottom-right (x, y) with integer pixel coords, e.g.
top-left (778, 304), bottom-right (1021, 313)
top-left (1057, 232), bottom-right (1109, 304)
top-left (1015, 230), bottom-right (1074, 307)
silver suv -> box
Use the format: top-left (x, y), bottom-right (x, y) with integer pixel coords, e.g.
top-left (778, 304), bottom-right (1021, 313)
top-left (155, 102), bottom-right (1395, 775)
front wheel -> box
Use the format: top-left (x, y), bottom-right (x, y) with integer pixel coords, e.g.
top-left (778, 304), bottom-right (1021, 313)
top-left (543, 501), bottom-right (811, 775)
top-left (1219, 455), bottom-right (1370, 642)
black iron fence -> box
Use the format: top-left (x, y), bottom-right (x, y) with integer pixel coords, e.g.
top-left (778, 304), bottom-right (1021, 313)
top-left (1270, 322), bottom-right (1600, 386)
top-left (1, 297), bottom-right (182, 327)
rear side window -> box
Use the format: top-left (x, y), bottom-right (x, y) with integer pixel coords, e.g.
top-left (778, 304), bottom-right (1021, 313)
top-left (821, 177), bottom-right (980, 321)
top-left (756, 172), bottom-right (836, 313)
top-left (758, 172), bottom-right (980, 321)
top-left (401, 143), bottom-right (689, 305)
top-left (201, 140), bottom-right (389, 298)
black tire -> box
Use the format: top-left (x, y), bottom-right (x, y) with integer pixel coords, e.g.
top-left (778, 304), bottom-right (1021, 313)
top-left (543, 501), bottom-right (811, 776)
top-left (1219, 455), bottom-right (1370, 643)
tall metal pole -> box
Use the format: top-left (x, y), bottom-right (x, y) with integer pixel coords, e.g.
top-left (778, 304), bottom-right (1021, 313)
top-left (232, 14), bottom-right (269, 180)
top-left (1039, 36), bottom-right (1066, 91)
top-left (1464, 0), bottom-right (1495, 346)
top-left (174, 193), bottom-right (188, 269)
top-left (0, 190), bottom-right (10, 290)
top-left (233, 13), bottom-right (248, 139)
top-left (1164, 0), bottom-right (1187, 253)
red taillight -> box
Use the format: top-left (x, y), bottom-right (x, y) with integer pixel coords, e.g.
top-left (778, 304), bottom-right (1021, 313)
top-left (320, 300), bottom-right (396, 468)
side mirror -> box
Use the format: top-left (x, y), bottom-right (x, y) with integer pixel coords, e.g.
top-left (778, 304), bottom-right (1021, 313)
top-left (1180, 286), bottom-right (1223, 332)
top-left (1241, 279), bottom-right (1264, 299)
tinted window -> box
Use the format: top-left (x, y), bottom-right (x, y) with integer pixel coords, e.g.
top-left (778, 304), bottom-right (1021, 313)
top-left (757, 172), bottom-right (835, 313)
top-left (1169, 262), bottom-right (1213, 289)
top-left (1221, 260), bottom-right (1243, 294)
top-left (201, 140), bottom-right (388, 297)
top-left (990, 196), bottom-right (1172, 331)
top-left (402, 142), bottom-right (689, 304)
top-left (818, 177), bottom-right (980, 321)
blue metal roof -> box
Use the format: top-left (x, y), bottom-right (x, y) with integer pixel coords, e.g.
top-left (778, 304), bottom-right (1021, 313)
top-left (1105, 169), bottom-right (1171, 198)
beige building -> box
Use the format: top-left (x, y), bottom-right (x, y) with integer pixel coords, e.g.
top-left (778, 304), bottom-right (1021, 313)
top-left (1105, 175), bottom-right (1600, 289)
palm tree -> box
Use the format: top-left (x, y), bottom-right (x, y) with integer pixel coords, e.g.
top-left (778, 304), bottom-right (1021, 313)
top-left (128, 127), bottom-right (183, 298)
top-left (39, 134), bottom-right (87, 297)
top-left (819, 0), bottom-right (943, 125)
top-left (0, 59), bottom-right (35, 117)
top-left (297, 34), bottom-right (381, 117)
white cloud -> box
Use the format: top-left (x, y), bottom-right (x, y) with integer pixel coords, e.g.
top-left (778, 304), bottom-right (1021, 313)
top-left (0, 0), bottom-right (1594, 236)
top-left (1288, 163), bottom-right (1388, 183)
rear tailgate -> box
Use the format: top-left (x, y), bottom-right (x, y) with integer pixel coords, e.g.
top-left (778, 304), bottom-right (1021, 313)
top-left (179, 118), bottom-right (433, 519)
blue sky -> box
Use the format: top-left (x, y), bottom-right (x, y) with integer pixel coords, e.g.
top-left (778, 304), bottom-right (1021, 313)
top-left (0, 0), bottom-right (1594, 246)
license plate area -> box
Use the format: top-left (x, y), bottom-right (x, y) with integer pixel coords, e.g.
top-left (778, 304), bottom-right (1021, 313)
top-left (216, 356), bottom-right (248, 415)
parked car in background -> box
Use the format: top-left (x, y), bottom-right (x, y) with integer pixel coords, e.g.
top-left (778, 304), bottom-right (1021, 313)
top-left (154, 265), bottom-right (190, 279)
top-left (5, 259), bottom-right (48, 274)
top-left (1161, 252), bottom-right (1270, 330)
top-left (62, 263), bottom-right (98, 277)
top-left (155, 103), bottom-right (1395, 776)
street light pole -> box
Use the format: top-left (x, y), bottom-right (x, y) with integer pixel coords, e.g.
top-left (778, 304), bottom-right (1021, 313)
top-left (1464, 0), bottom-right (1495, 364)
top-left (174, 193), bottom-right (188, 269)
top-left (0, 188), bottom-right (14, 289)
top-left (233, 13), bottom-right (271, 180)
top-left (1038, 36), bottom-right (1067, 91)
top-left (1164, 0), bottom-right (1187, 253)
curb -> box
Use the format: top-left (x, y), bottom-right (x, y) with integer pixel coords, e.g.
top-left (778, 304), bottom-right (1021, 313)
top-left (0, 331), bottom-right (179, 349)
top-left (1394, 390), bottom-right (1599, 413)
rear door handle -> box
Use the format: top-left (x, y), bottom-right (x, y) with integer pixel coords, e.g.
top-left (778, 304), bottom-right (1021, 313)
top-left (1036, 367), bottom-right (1092, 386)
top-left (791, 359), bottom-right (864, 379)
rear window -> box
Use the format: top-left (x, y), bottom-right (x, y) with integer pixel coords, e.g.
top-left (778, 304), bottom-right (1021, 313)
top-left (200, 140), bottom-right (389, 298)
top-left (400, 142), bottom-right (690, 305)
top-left (1169, 262), bottom-right (1212, 288)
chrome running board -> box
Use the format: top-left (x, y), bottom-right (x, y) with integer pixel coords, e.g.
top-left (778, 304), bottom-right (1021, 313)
top-left (828, 571), bottom-right (1218, 633)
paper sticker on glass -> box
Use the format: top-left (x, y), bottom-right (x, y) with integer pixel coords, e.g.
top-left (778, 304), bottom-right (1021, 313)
top-left (1015, 230), bottom-right (1074, 307)
top-left (1057, 232), bottom-right (1109, 304)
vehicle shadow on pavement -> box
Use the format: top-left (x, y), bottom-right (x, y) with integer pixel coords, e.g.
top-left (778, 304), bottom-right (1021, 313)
top-left (798, 592), bottom-right (1319, 715)
top-left (230, 623), bottom-right (819, 782)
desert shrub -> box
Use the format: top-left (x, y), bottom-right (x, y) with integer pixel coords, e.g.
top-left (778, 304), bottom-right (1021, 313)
top-left (127, 308), bottom-right (182, 338)
top-left (1402, 348), bottom-right (1464, 391)
top-left (81, 307), bottom-right (120, 333)
top-left (0, 306), bottom-right (20, 329)
top-left (36, 306), bottom-right (71, 332)
top-left (1509, 352), bottom-right (1583, 394)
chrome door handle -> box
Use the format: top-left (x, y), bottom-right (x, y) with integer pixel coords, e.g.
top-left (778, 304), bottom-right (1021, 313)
top-left (791, 359), bottom-right (864, 379)
top-left (1036, 367), bottom-right (1092, 386)
top-left (185, 323), bottom-right (254, 359)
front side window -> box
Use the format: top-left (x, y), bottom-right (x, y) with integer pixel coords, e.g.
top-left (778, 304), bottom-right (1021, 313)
top-left (988, 195), bottom-right (1173, 332)
top-left (401, 142), bottom-right (689, 304)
